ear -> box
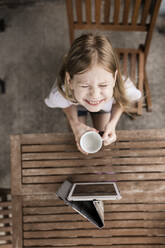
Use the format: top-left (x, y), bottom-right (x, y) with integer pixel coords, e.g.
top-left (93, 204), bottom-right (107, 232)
top-left (65, 72), bottom-right (73, 89)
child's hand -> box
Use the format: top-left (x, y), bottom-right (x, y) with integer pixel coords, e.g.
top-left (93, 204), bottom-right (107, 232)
top-left (72, 121), bottom-right (98, 155)
top-left (102, 123), bottom-right (116, 146)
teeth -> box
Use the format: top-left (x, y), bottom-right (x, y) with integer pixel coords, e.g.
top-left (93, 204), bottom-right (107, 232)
top-left (88, 100), bottom-right (102, 104)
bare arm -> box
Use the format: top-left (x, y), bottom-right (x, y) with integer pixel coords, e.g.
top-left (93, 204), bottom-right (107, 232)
top-left (62, 105), bottom-right (80, 131)
top-left (109, 103), bottom-right (124, 128)
top-left (103, 103), bottom-right (124, 145)
top-left (63, 105), bottom-right (98, 154)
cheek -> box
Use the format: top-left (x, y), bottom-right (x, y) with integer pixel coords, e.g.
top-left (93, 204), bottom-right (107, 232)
top-left (73, 88), bottom-right (85, 99)
top-left (103, 87), bottom-right (114, 97)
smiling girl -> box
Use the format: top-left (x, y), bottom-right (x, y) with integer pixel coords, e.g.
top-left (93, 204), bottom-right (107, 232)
top-left (45, 33), bottom-right (141, 154)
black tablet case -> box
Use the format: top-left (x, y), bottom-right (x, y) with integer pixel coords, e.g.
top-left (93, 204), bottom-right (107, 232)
top-left (56, 180), bottom-right (104, 228)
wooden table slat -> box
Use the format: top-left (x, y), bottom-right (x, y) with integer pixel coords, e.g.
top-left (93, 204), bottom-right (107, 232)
top-left (22, 172), bottom-right (165, 184)
top-left (23, 202), bottom-right (165, 215)
top-left (22, 246), bottom-right (165, 248)
top-left (23, 211), bottom-right (165, 223)
top-left (21, 140), bottom-right (165, 153)
top-left (21, 148), bottom-right (165, 161)
top-left (23, 227), bottom-right (165, 238)
top-left (23, 219), bottom-right (165, 231)
top-left (23, 236), bottom-right (165, 246)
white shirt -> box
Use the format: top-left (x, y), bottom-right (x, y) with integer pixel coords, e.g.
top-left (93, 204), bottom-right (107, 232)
top-left (45, 77), bottom-right (141, 112)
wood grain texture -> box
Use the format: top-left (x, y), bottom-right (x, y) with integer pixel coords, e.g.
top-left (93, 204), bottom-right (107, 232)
top-left (0, 190), bottom-right (12, 248)
top-left (10, 135), bottom-right (22, 195)
top-left (12, 196), bottom-right (22, 248)
top-left (10, 130), bottom-right (165, 247)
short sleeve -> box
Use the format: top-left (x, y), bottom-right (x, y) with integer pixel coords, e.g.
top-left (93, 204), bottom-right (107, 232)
top-left (45, 86), bottom-right (73, 109)
top-left (101, 97), bottom-right (115, 112)
top-left (123, 77), bottom-right (142, 102)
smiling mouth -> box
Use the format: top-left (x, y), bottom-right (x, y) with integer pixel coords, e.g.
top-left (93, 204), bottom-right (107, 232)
top-left (85, 99), bottom-right (104, 106)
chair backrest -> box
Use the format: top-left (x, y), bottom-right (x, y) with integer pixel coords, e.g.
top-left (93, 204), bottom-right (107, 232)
top-left (66, 0), bottom-right (161, 60)
top-left (0, 189), bottom-right (12, 248)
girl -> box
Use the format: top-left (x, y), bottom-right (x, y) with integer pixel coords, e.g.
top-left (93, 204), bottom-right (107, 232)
top-left (45, 33), bottom-right (141, 154)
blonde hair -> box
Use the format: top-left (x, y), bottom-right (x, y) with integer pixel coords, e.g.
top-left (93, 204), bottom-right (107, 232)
top-left (57, 33), bottom-right (131, 110)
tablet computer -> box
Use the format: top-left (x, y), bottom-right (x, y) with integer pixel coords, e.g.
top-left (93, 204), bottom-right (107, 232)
top-left (67, 182), bottom-right (121, 201)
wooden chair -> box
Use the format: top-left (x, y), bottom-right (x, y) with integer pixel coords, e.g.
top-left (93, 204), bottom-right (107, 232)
top-left (0, 189), bottom-right (12, 248)
top-left (66, 0), bottom-right (162, 115)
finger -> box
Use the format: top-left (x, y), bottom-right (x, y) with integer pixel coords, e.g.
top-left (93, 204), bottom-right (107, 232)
top-left (90, 128), bottom-right (99, 133)
top-left (77, 142), bottom-right (88, 155)
top-left (102, 131), bottom-right (109, 141)
top-left (104, 135), bottom-right (116, 146)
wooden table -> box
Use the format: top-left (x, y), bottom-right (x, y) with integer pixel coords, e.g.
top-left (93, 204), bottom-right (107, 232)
top-left (10, 130), bottom-right (165, 248)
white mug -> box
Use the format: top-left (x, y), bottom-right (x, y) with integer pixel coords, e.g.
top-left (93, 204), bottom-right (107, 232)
top-left (80, 131), bottom-right (103, 153)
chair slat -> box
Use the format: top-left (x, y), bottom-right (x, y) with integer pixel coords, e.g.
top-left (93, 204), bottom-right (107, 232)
top-left (123, 51), bottom-right (128, 77)
top-left (137, 51), bottom-right (144, 115)
top-left (104, 0), bottom-right (111, 24)
top-left (132, 0), bottom-right (142, 25)
top-left (0, 209), bottom-right (12, 215)
top-left (0, 245), bottom-right (12, 248)
top-left (85, 0), bottom-right (91, 24)
top-left (144, 0), bottom-right (162, 61)
top-left (76, 0), bottom-right (82, 24)
top-left (144, 70), bottom-right (152, 111)
top-left (66, 0), bottom-right (74, 43)
top-left (95, 0), bottom-right (101, 24)
top-left (130, 52), bottom-right (136, 82)
top-left (0, 218), bottom-right (12, 224)
top-left (0, 201), bottom-right (11, 207)
top-left (141, 0), bottom-right (151, 25)
top-left (114, 0), bottom-right (120, 24)
top-left (0, 190), bottom-right (12, 248)
top-left (0, 226), bottom-right (12, 232)
top-left (0, 236), bottom-right (12, 241)
top-left (123, 0), bottom-right (131, 24)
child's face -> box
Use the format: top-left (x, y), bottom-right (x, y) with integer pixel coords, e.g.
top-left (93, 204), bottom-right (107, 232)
top-left (70, 64), bottom-right (116, 112)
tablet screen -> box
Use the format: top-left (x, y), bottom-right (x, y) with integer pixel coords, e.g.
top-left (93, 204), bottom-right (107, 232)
top-left (72, 183), bottom-right (117, 197)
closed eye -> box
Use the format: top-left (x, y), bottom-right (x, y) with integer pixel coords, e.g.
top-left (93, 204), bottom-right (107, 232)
top-left (80, 85), bottom-right (89, 88)
top-left (99, 84), bottom-right (108, 87)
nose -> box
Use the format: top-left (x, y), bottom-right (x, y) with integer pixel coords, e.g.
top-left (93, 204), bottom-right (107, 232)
top-left (89, 87), bottom-right (100, 98)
